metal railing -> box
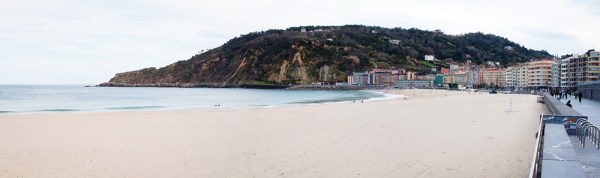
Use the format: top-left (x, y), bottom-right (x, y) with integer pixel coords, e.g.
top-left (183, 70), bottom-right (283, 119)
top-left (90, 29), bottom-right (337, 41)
top-left (591, 125), bottom-right (600, 149)
top-left (576, 118), bottom-right (600, 149)
top-left (530, 114), bottom-right (591, 178)
top-left (529, 94), bottom-right (595, 178)
top-left (529, 114), bottom-right (545, 178)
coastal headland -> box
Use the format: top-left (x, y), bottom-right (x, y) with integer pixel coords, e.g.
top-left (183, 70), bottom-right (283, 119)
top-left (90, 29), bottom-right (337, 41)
top-left (0, 89), bottom-right (545, 177)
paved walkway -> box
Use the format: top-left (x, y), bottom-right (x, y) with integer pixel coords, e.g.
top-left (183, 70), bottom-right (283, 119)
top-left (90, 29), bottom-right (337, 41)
top-left (542, 124), bottom-right (586, 178)
top-left (557, 95), bottom-right (600, 126)
top-left (555, 95), bottom-right (600, 177)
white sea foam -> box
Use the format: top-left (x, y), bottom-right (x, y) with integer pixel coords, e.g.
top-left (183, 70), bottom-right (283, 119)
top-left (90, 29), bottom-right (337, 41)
top-left (362, 91), bottom-right (408, 102)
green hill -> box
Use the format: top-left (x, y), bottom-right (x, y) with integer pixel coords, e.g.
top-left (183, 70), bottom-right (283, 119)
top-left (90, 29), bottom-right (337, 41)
top-left (101, 25), bottom-right (551, 87)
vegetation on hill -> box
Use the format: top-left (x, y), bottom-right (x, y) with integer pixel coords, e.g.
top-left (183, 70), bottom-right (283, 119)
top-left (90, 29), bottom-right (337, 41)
top-left (104, 25), bottom-right (552, 86)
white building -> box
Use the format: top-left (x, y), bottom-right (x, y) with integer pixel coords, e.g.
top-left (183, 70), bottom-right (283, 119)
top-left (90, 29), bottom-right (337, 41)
top-left (466, 71), bottom-right (475, 88)
top-left (505, 67), bottom-right (516, 89)
top-left (515, 63), bottom-right (529, 89)
top-left (396, 80), bottom-right (431, 88)
top-left (389, 39), bottom-right (401, 45)
top-left (551, 62), bottom-right (560, 88)
top-left (424, 55), bottom-right (435, 61)
top-left (350, 72), bottom-right (372, 86)
top-left (506, 60), bottom-right (555, 89)
top-left (560, 57), bottom-right (570, 89)
top-left (449, 64), bottom-right (458, 73)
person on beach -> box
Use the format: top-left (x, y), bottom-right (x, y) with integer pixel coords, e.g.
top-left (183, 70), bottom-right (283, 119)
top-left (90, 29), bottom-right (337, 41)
top-left (578, 92), bottom-right (583, 103)
top-left (566, 100), bottom-right (572, 108)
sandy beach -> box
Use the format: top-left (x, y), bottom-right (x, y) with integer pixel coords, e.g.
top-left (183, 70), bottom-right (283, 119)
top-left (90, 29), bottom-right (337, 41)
top-left (0, 89), bottom-right (545, 177)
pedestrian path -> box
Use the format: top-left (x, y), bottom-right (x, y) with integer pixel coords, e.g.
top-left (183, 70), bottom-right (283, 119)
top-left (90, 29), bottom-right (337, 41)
top-left (558, 95), bottom-right (600, 126)
top-left (555, 95), bottom-right (600, 177)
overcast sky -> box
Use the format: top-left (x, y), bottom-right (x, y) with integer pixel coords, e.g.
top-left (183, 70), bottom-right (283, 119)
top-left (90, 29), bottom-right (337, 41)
top-left (1, 0), bottom-right (599, 84)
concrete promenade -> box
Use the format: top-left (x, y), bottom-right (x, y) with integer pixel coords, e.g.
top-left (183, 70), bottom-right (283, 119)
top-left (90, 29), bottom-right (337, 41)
top-left (555, 94), bottom-right (600, 177)
top-left (558, 95), bottom-right (600, 126)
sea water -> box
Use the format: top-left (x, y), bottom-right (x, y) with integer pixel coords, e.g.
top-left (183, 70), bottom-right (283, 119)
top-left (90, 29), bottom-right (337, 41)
top-left (0, 85), bottom-right (385, 114)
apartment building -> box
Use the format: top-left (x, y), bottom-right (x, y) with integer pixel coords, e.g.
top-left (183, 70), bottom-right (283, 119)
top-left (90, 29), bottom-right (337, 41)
top-left (505, 66), bottom-right (516, 89)
top-left (561, 50), bottom-right (600, 90)
top-left (560, 57), bottom-right (571, 89)
top-left (484, 68), bottom-right (506, 87)
top-left (527, 60), bottom-right (554, 88)
top-left (551, 62), bottom-right (560, 88)
top-left (505, 66), bottom-right (528, 90)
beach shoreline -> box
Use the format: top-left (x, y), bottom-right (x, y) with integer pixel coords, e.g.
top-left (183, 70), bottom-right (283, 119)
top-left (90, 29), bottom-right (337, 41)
top-left (0, 89), bottom-right (545, 177)
top-left (0, 89), bottom-right (400, 116)
top-left (0, 86), bottom-right (390, 115)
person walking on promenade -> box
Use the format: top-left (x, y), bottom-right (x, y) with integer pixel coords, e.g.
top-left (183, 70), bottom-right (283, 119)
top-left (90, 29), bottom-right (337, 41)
top-left (560, 90), bottom-right (563, 99)
top-left (558, 91), bottom-right (562, 99)
top-left (557, 91), bottom-right (562, 100)
top-left (578, 92), bottom-right (583, 103)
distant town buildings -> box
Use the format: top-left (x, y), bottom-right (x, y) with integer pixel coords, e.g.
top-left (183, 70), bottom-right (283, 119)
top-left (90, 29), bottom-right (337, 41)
top-left (349, 69), bottom-right (404, 86)
top-left (396, 80), bottom-right (431, 88)
top-left (344, 49), bottom-right (598, 90)
top-left (505, 50), bottom-right (599, 91)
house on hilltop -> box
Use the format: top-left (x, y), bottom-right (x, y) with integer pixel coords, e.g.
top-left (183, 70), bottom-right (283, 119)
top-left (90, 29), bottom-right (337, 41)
top-left (425, 55), bottom-right (436, 61)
